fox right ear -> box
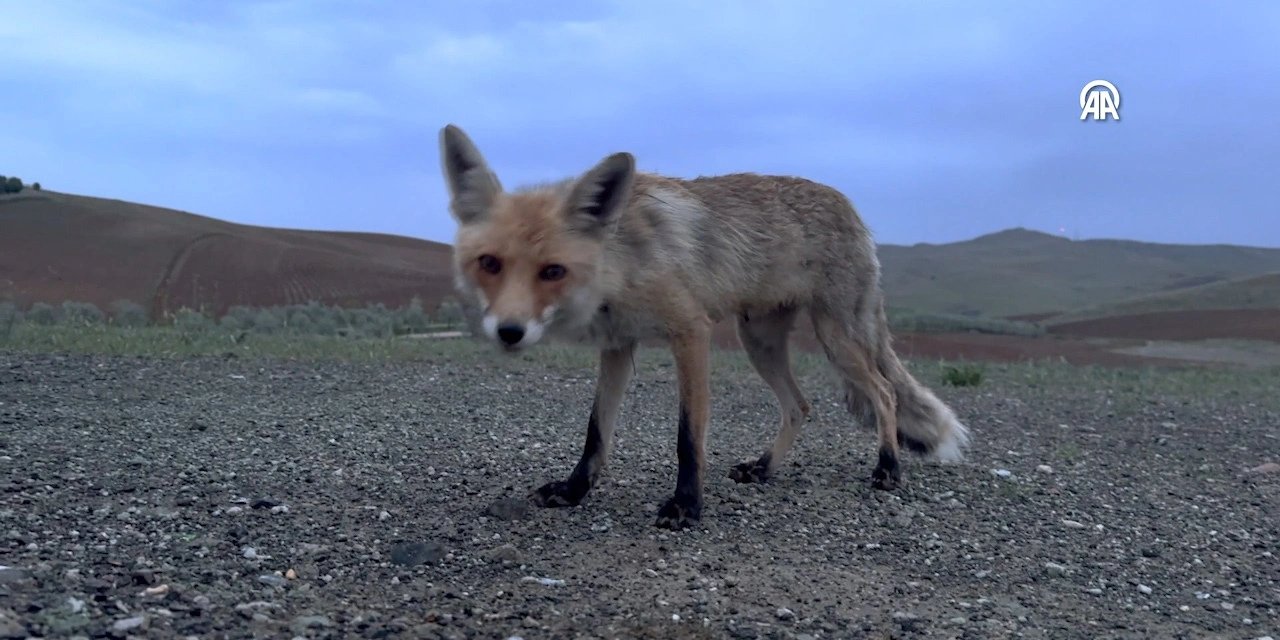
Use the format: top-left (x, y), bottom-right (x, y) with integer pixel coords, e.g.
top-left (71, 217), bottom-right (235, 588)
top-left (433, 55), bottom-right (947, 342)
top-left (439, 124), bottom-right (502, 224)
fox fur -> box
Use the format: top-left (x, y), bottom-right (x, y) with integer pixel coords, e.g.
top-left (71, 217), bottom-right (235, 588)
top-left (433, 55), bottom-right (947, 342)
top-left (439, 124), bottom-right (970, 530)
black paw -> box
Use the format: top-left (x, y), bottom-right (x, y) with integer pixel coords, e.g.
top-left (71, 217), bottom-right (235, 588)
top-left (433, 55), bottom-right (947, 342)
top-left (530, 479), bottom-right (588, 507)
top-left (871, 447), bottom-right (902, 491)
top-left (729, 458), bottom-right (771, 484)
top-left (654, 493), bottom-right (702, 530)
top-left (870, 463), bottom-right (902, 491)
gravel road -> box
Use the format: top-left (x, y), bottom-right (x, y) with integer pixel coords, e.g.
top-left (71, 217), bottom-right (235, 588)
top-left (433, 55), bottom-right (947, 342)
top-left (1, 349), bottom-right (1277, 639)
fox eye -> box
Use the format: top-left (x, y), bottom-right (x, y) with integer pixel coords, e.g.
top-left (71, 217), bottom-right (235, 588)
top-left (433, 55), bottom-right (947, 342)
top-left (477, 254), bottom-right (502, 274)
top-left (539, 264), bottom-right (567, 282)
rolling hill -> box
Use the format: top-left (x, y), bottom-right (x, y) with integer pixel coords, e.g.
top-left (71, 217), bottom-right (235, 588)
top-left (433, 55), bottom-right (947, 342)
top-left (0, 190), bottom-right (457, 317)
top-left (877, 228), bottom-right (1280, 318)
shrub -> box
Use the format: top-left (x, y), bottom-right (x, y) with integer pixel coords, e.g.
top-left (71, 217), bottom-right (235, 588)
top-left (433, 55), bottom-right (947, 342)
top-left (173, 307), bottom-right (215, 332)
top-left (110, 300), bottom-right (149, 327)
top-left (252, 307), bottom-right (286, 334)
top-left (61, 301), bottom-right (105, 326)
top-left (0, 302), bottom-right (19, 339)
top-left (26, 302), bottom-right (57, 325)
top-left (395, 296), bottom-right (432, 334)
top-left (3, 177), bottom-right (21, 194)
top-left (434, 297), bottom-right (465, 329)
top-left (942, 364), bottom-right (984, 387)
top-left (32, 182), bottom-right (41, 191)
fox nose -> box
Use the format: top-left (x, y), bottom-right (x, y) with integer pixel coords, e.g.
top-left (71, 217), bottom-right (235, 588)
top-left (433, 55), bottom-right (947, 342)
top-left (496, 322), bottom-right (525, 346)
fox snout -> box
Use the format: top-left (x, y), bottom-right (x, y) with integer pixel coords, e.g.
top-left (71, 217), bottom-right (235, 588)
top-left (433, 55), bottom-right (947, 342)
top-left (481, 314), bottom-right (548, 350)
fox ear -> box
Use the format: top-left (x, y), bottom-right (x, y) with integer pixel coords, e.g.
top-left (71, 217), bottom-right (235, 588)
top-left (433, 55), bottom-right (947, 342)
top-left (565, 152), bottom-right (635, 234)
top-left (439, 124), bottom-right (502, 224)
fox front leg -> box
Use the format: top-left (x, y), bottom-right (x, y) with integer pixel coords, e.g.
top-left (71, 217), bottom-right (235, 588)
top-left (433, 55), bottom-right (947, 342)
top-left (530, 342), bottom-right (634, 507)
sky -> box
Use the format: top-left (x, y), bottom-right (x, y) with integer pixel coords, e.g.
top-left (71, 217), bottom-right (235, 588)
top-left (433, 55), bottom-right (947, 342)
top-left (2, 0), bottom-right (1278, 248)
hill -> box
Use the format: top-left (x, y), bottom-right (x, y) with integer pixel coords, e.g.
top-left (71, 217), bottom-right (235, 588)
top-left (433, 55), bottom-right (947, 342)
top-left (0, 190), bottom-right (457, 318)
top-left (876, 228), bottom-right (1280, 318)
top-left (1040, 272), bottom-right (1280, 324)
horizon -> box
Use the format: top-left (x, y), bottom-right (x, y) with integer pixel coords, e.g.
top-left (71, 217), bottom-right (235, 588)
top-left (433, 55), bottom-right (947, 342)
top-left (3, 2), bottom-right (1279, 248)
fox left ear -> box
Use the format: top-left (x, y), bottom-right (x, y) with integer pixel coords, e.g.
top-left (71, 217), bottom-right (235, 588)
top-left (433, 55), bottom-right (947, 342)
top-left (439, 124), bottom-right (502, 225)
top-left (566, 152), bottom-right (635, 234)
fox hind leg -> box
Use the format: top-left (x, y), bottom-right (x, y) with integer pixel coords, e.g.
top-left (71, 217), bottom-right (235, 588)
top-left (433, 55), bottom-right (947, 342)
top-left (729, 306), bottom-right (811, 484)
top-left (810, 308), bottom-right (903, 490)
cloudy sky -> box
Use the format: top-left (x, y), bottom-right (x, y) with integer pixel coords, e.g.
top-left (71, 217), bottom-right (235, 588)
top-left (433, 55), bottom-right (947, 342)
top-left (3, 1), bottom-right (1278, 247)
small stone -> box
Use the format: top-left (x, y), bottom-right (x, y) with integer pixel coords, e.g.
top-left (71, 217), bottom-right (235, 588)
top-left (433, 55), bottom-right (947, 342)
top-left (1137, 584), bottom-right (1153, 594)
top-left (1221, 602), bottom-right (1235, 610)
top-left (948, 616), bottom-right (967, 625)
top-left (1044, 562), bottom-right (1067, 576)
top-left (776, 607), bottom-right (795, 621)
top-left (1141, 546), bottom-right (1161, 558)
top-left (390, 541), bottom-right (445, 567)
top-left (291, 616), bottom-right (332, 634)
top-left (1246, 462), bottom-right (1279, 475)
top-left (285, 568), bottom-right (298, 580)
top-left (1062, 519), bottom-right (1085, 529)
top-left (1086, 588), bottom-right (1103, 595)
top-left (484, 498), bottom-right (530, 521)
top-left (379, 510), bottom-right (391, 521)
top-left (258, 574), bottom-right (287, 588)
top-left (991, 468), bottom-right (1012, 478)
top-left (486, 544), bottom-right (523, 565)
top-left (142, 584), bottom-right (170, 597)
top-left (892, 611), bottom-right (924, 631)
top-left (111, 616), bottom-right (146, 633)
top-left (269, 505), bottom-right (290, 515)
top-left (250, 498), bottom-right (279, 510)
top-left (0, 619), bottom-right (26, 640)
top-left (225, 506), bottom-right (244, 515)
top-left (242, 547), bottom-right (259, 559)
top-left (1036, 464), bottom-right (1053, 473)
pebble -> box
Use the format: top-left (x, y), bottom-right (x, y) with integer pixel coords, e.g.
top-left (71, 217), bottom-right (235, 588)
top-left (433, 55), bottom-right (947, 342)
top-left (242, 546), bottom-right (259, 559)
top-left (520, 576), bottom-right (565, 587)
top-left (1137, 584), bottom-right (1153, 595)
top-left (1044, 562), bottom-right (1067, 576)
top-left (485, 498), bottom-right (531, 521)
top-left (1036, 464), bottom-right (1053, 473)
top-left (390, 541), bottom-right (445, 567)
top-left (250, 498), bottom-right (279, 509)
top-left (111, 616), bottom-right (146, 633)
top-left (225, 506), bottom-right (244, 516)
top-left (892, 611), bottom-right (924, 631)
top-left (1246, 462), bottom-right (1279, 475)
top-left (292, 616), bottom-right (333, 634)
top-left (1062, 519), bottom-right (1085, 529)
top-left (258, 574), bottom-right (287, 588)
top-left (775, 607), bottom-right (795, 621)
top-left (991, 468), bottom-right (1012, 478)
top-left (486, 544), bottom-right (523, 565)
top-left (270, 505), bottom-right (290, 515)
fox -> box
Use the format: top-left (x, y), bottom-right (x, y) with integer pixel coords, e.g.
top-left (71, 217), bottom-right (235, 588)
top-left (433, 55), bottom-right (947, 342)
top-left (438, 124), bottom-right (970, 530)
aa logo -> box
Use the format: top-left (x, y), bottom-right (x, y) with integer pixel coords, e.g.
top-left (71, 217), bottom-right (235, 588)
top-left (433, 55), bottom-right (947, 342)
top-left (1079, 80), bottom-right (1120, 121)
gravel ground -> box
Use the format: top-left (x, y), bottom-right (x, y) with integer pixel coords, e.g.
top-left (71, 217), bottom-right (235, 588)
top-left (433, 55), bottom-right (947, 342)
top-left (1, 348), bottom-right (1277, 639)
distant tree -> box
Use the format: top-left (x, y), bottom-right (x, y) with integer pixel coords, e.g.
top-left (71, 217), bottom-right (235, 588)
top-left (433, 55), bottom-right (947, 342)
top-left (3, 177), bottom-right (21, 194)
top-left (32, 182), bottom-right (41, 191)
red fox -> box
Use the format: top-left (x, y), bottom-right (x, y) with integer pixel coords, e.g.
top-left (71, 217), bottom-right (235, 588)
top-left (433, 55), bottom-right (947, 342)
top-left (438, 124), bottom-right (970, 530)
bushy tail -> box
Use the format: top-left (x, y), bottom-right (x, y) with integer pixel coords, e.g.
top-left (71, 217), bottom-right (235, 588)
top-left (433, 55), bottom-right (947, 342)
top-left (843, 346), bottom-right (971, 463)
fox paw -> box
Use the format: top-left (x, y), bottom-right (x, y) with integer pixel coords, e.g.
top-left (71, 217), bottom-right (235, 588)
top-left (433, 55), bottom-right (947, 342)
top-left (654, 494), bottom-right (702, 530)
top-left (728, 459), bottom-right (770, 484)
top-left (870, 465), bottom-right (901, 491)
top-left (530, 479), bottom-right (588, 507)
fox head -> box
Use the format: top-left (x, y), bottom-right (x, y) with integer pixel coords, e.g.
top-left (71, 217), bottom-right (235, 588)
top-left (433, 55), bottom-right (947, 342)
top-left (439, 124), bottom-right (636, 350)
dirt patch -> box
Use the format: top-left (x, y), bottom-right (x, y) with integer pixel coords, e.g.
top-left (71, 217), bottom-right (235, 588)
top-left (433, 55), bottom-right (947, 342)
top-left (1048, 308), bottom-right (1280, 342)
top-left (1, 350), bottom-right (1276, 638)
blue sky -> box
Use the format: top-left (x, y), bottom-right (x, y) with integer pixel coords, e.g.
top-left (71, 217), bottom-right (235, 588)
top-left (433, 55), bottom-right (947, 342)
top-left (3, 1), bottom-right (1278, 247)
